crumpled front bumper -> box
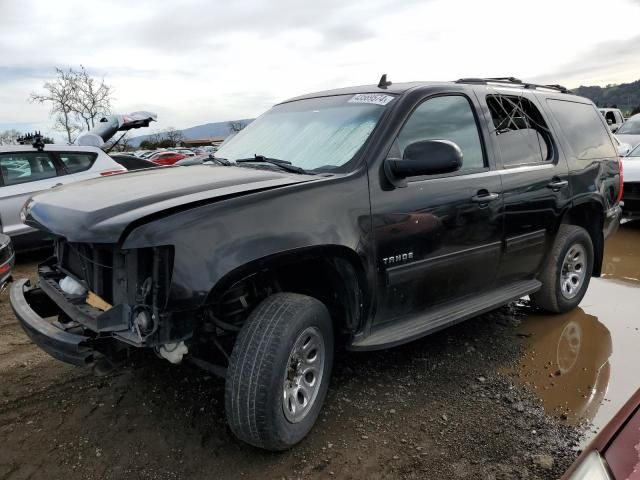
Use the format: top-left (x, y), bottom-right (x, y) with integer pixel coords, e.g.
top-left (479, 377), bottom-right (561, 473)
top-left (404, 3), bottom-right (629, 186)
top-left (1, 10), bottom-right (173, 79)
top-left (10, 278), bottom-right (94, 366)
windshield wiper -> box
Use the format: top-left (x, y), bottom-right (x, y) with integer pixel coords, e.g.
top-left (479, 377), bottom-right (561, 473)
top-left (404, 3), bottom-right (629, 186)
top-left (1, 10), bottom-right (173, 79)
top-left (235, 155), bottom-right (310, 174)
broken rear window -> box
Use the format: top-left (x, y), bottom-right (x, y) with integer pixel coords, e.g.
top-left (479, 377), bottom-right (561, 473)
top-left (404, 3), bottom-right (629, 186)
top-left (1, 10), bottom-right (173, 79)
top-left (487, 95), bottom-right (552, 166)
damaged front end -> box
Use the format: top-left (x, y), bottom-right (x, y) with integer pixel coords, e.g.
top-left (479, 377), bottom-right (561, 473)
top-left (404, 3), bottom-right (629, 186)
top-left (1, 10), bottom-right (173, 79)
top-left (10, 240), bottom-right (187, 367)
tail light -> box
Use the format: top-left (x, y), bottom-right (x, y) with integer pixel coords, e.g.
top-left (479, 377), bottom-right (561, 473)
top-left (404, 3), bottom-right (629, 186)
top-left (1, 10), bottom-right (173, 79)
top-left (617, 157), bottom-right (624, 204)
top-left (100, 169), bottom-right (127, 176)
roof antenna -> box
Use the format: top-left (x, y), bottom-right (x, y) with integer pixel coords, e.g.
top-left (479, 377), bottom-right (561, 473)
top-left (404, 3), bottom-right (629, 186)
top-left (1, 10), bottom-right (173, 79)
top-left (378, 74), bottom-right (392, 89)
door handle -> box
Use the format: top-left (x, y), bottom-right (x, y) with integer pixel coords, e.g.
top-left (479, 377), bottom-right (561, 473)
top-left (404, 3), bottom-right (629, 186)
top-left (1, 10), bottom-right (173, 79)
top-left (471, 192), bottom-right (500, 203)
top-left (51, 183), bottom-right (63, 189)
top-left (547, 179), bottom-right (568, 191)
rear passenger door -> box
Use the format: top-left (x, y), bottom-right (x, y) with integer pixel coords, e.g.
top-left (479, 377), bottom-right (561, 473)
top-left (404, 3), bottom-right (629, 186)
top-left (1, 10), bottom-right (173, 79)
top-left (0, 151), bottom-right (62, 237)
top-left (544, 99), bottom-right (620, 214)
top-left (475, 90), bottom-right (571, 284)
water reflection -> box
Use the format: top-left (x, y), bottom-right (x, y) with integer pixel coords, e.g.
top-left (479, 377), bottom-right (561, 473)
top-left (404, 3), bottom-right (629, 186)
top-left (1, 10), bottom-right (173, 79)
top-left (515, 223), bottom-right (640, 435)
top-left (602, 222), bottom-right (640, 285)
top-left (516, 307), bottom-right (612, 424)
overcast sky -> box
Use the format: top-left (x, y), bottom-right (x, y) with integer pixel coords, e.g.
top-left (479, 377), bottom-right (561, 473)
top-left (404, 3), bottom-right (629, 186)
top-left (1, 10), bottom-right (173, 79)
top-left (1, 0), bottom-right (639, 139)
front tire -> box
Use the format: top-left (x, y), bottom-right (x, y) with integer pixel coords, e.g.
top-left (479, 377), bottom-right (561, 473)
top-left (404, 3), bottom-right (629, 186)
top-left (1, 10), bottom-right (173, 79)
top-left (225, 293), bottom-right (334, 451)
top-left (532, 225), bottom-right (594, 313)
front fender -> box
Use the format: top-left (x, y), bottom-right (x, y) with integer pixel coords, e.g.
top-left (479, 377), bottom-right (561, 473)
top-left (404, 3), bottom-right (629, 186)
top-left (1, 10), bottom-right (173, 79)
top-left (121, 173), bottom-right (374, 311)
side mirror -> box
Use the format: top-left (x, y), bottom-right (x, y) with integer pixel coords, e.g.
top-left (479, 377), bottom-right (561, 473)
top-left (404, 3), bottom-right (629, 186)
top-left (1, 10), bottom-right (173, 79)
top-left (385, 140), bottom-right (463, 185)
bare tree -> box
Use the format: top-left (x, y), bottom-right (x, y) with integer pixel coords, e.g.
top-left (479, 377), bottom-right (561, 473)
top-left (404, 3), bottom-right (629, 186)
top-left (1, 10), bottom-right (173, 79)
top-left (30, 68), bottom-right (80, 143)
top-left (0, 129), bottom-right (22, 145)
top-left (163, 127), bottom-right (184, 146)
top-left (30, 66), bottom-right (112, 143)
top-left (228, 121), bottom-right (245, 133)
top-left (71, 65), bottom-right (112, 131)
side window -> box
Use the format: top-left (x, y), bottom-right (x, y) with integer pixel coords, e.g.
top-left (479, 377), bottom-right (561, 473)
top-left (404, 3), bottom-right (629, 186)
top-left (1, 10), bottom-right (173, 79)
top-left (546, 100), bottom-right (617, 160)
top-left (486, 95), bottom-right (551, 166)
top-left (397, 95), bottom-right (485, 172)
top-left (614, 111), bottom-right (624, 124)
top-left (0, 152), bottom-right (58, 186)
top-left (58, 152), bottom-right (97, 174)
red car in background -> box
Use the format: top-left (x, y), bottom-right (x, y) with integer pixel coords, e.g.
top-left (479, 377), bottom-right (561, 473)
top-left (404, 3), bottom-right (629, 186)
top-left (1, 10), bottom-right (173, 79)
top-left (564, 388), bottom-right (640, 479)
top-left (148, 151), bottom-right (186, 166)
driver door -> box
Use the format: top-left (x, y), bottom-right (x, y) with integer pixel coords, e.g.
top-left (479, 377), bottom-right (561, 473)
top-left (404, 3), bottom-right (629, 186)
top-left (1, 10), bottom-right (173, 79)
top-left (371, 93), bottom-right (504, 323)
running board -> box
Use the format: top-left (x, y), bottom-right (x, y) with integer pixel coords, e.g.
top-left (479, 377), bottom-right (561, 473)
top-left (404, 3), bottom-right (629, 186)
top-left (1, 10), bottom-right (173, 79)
top-left (350, 279), bottom-right (541, 351)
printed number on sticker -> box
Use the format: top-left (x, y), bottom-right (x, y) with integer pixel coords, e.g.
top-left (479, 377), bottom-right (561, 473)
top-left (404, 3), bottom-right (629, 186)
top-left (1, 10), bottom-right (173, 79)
top-left (348, 94), bottom-right (395, 106)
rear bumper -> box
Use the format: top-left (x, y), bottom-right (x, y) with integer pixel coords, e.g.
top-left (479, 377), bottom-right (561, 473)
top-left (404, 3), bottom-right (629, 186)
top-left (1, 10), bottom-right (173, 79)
top-left (10, 278), bottom-right (94, 366)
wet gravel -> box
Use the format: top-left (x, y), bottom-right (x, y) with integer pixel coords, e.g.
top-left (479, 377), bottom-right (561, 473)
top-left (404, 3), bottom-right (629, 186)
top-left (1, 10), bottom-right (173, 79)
top-left (0, 259), bottom-right (583, 479)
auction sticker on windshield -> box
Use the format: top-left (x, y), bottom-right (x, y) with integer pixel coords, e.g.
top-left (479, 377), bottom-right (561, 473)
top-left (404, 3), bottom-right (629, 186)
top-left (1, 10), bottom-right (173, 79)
top-left (348, 93), bottom-right (395, 106)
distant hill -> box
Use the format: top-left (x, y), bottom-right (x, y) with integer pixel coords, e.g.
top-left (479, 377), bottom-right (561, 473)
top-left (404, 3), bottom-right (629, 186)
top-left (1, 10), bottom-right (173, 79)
top-left (128, 118), bottom-right (254, 147)
top-left (572, 80), bottom-right (640, 116)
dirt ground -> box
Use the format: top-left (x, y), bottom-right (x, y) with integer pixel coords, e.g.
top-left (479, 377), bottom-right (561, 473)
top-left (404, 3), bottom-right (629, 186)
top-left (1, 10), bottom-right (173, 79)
top-left (2, 224), bottom-right (639, 480)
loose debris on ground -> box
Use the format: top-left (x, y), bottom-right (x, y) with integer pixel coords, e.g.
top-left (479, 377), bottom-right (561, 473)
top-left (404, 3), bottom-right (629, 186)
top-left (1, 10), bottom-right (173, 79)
top-left (0, 257), bottom-right (582, 479)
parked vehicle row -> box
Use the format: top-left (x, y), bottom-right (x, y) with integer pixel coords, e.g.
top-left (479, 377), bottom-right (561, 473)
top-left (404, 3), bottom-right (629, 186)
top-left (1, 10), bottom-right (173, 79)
top-left (134, 147), bottom-right (198, 160)
top-left (10, 76), bottom-right (622, 450)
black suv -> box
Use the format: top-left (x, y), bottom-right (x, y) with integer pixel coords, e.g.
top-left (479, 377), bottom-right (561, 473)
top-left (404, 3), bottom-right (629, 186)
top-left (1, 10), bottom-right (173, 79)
top-left (11, 77), bottom-right (622, 450)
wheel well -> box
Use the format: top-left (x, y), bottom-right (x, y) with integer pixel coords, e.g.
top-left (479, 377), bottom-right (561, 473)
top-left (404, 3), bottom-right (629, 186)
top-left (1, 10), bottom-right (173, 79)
top-left (562, 203), bottom-right (604, 276)
top-left (205, 247), bottom-right (368, 337)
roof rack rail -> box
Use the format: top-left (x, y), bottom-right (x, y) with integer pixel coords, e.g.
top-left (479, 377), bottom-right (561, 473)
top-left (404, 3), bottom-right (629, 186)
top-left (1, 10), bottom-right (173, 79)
top-left (455, 77), bottom-right (569, 94)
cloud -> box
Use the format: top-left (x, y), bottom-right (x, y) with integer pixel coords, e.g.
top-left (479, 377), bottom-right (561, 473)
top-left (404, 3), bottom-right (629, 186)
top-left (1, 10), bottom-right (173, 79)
top-left (532, 35), bottom-right (640, 87)
top-left (0, 66), bottom-right (54, 83)
top-left (1, 0), bottom-right (640, 141)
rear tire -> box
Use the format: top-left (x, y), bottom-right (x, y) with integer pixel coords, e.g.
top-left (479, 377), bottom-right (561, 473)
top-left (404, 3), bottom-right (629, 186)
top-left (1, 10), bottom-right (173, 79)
top-left (225, 292), bottom-right (334, 451)
top-left (532, 225), bottom-right (593, 313)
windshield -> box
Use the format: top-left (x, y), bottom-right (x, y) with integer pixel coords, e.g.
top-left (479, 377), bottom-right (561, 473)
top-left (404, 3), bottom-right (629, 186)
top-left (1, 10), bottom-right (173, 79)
top-left (215, 94), bottom-right (394, 171)
top-left (629, 144), bottom-right (640, 157)
top-left (617, 116), bottom-right (640, 134)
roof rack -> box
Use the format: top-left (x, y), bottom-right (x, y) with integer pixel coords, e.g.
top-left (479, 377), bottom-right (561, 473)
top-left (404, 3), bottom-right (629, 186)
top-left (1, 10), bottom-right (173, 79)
top-left (455, 77), bottom-right (569, 94)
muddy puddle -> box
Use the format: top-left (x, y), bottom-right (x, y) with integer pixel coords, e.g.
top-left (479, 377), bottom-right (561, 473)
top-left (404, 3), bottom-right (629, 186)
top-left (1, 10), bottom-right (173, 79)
top-left (515, 223), bottom-right (640, 439)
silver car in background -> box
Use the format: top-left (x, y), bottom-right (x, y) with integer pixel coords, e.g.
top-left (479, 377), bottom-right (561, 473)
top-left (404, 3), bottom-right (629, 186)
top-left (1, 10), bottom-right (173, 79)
top-left (616, 113), bottom-right (640, 150)
top-left (0, 144), bottom-right (126, 249)
top-left (621, 143), bottom-right (640, 221)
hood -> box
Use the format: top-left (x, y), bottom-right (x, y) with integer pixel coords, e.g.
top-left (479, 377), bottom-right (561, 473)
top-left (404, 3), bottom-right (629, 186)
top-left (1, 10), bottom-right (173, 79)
top-left (25, 165), bottom-right (316, 243)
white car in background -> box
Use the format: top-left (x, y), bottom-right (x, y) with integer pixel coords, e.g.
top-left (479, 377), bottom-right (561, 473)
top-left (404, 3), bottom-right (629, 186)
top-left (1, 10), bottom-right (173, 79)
top-left (0, 144), bottom-right (126, 249)
top-left (621, 143), bottom-right (640, 221)
top-left (616, 113), bottom-right (640, 150)
top-left (0, 111), bottom-right (157, 250)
